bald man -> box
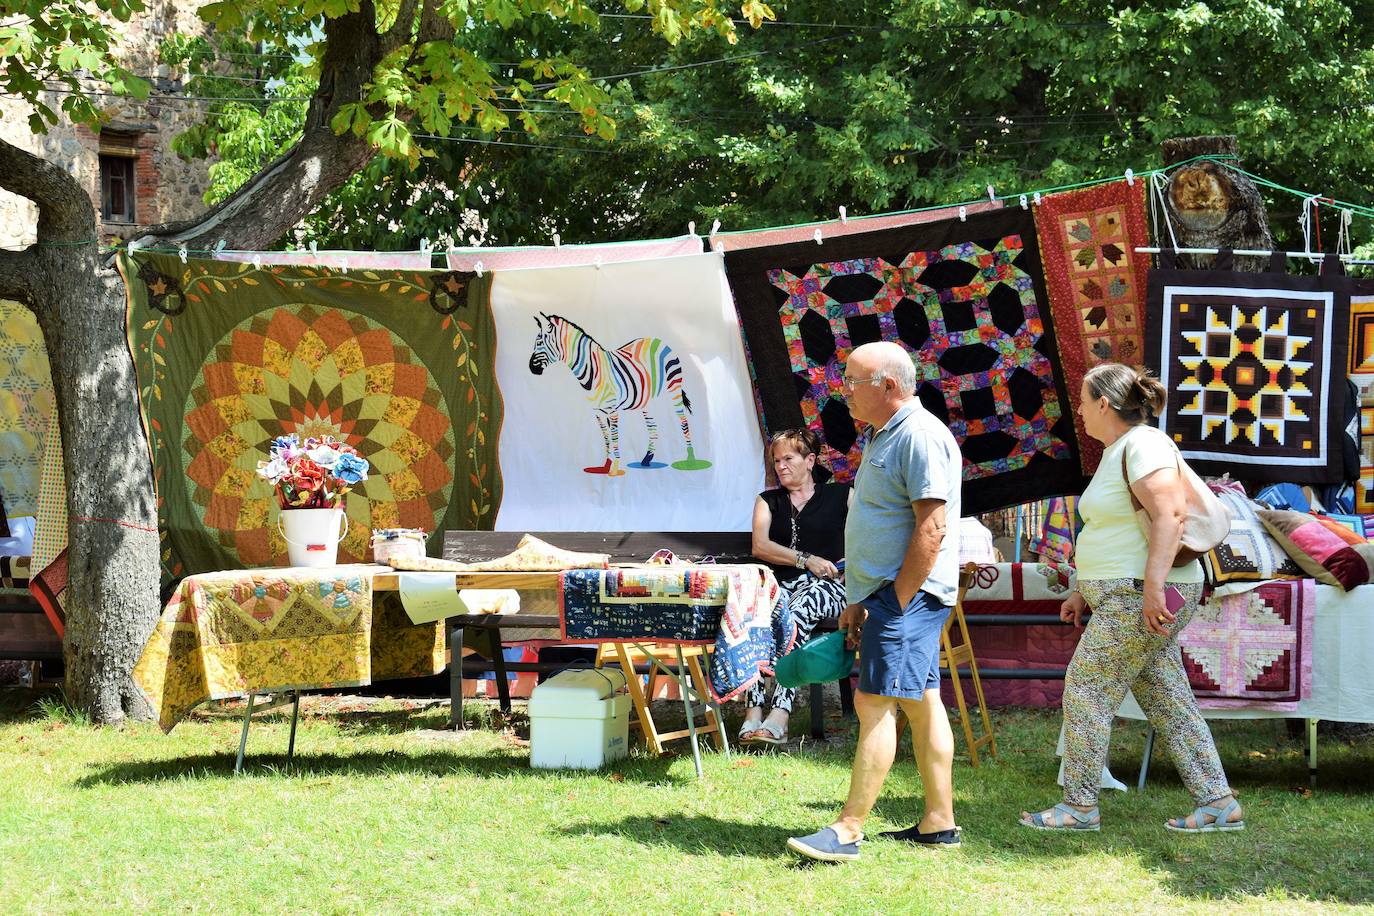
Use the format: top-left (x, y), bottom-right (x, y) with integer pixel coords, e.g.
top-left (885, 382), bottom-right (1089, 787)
top-left (787, 341), bottom-right (963, 862)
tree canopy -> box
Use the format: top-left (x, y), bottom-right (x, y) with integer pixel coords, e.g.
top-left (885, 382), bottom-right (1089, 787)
top-left (177, 1), bottom-right (1374, 252)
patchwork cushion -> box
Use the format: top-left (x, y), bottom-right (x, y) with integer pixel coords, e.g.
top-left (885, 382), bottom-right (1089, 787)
top-left (1203, 479), bottom-right (1303, 595)
top-left (1320, 513), bottom-right (1368, 539)
top-left (1256, 509), bottom-right (1374, 591)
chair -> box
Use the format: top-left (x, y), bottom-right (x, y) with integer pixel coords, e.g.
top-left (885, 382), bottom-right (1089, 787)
top-left (594, 642), bottom-right (727, 756)
top-left (940, 562), bottom-right (997, 766)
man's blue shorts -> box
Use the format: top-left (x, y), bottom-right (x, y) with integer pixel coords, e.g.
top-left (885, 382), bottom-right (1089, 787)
top-left (857, 585), bottom-right (952, 699)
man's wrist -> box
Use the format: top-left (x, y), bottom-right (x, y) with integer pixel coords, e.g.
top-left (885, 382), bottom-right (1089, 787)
top-left (795, 551), bottom-right (809, 569)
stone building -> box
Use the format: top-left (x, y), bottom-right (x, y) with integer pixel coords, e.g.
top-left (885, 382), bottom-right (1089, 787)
top-left (0, 1), bottom-right (215, 248)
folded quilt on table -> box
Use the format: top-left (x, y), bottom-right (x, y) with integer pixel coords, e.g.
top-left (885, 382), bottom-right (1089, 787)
top-left (558, 564), bottom-right (788, 702)
top-left (388, 534), bottom-right (609, 572)
top-left (132, 565), bottom-right (444, 731)
top-left (1180, 579), bottom-right (1315, 710)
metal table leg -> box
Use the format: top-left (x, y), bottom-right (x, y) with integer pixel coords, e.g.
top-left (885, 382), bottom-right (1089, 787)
top-left (1307, 717), bottom-right (1318, 788)
top-left (286, 691), bottom-right (301, 765)
top-left (448, 618), bottom-right (465, 730)
top-left (1137, 725), bottom-right (1156, 791)
top-left (235, 693), bottom-right (257, 776)
top-left (674, 645), bottom-right (704, 779)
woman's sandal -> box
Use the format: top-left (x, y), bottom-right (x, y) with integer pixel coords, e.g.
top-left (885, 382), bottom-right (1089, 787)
top-left (738, 719), bottom-right (764, 743)
top-left (1019, 803), bottom-right (1101, 831)
top-left (1165, 798), bottom-right (1245, 833)
top-left (753, 721), bottom-right (788, 745)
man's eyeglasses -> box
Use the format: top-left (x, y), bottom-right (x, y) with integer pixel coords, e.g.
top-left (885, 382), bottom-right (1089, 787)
top-left (840, 375), bottom-right (882, 390)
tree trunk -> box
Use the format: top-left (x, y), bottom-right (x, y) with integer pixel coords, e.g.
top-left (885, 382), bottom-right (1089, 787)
top-left (33, 261), bottom-right (161, 722)
top-left (0, 9), bottom-right (404, 723)
top-left (1160, 135), bottom-right (1274, 272)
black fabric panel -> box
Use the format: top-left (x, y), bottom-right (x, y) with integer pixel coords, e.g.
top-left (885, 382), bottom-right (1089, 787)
top-left (1144, 266), bottom-right (1352, 484)
top-left (723, 207), bottom-right (1087, 515)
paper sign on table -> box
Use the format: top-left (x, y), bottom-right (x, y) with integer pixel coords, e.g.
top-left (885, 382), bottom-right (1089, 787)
top-left (398, 572), bottom-right (470, 624)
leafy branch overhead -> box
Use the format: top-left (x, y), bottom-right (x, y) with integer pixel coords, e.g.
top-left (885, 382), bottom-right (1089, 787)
top-left (182, 0), bottom-right (772, 167)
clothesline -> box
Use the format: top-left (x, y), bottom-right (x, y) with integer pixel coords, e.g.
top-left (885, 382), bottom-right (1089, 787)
top-left (10, 153), bottom-right (1372, 258)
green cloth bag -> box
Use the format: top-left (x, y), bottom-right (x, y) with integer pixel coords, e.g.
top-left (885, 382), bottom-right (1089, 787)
top-left (774, 629), bottom-right (856, 689)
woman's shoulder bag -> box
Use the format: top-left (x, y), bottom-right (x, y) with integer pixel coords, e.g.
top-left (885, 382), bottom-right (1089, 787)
top-left (1121, 431), bottom-right (1232, 567)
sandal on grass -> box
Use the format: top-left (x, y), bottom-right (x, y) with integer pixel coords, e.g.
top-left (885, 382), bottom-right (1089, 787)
top-left (753, 721), bottom-right (788, 745)
top-left (1166, 798), bottom-right (1245, 833)
top-left (738, 719), bottom-right (763, 742)
top-left (1019, 803), bottom-right (1100, 831)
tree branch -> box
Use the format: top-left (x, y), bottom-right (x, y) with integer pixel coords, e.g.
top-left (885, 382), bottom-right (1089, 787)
top-left (0, 137), bottom-right (96, 242)
top-left (0, 247), bottom-right (39, 305)
top-left (129, 7), bottom-right (385, 252)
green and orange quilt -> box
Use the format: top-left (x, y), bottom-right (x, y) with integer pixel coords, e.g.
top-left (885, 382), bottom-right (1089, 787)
top-left (121, 251), bottom-right (502, 583)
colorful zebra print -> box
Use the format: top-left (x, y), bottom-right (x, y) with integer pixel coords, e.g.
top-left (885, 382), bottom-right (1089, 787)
top-left (529, 312), bottom-right (712, 476)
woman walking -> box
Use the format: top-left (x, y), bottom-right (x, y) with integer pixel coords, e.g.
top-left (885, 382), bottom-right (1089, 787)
top-left (1020, 363), bottom-right (1244, 833)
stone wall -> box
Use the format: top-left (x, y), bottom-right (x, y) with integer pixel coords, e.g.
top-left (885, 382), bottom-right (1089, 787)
top-left (0, 0), bottom-right (216, 248)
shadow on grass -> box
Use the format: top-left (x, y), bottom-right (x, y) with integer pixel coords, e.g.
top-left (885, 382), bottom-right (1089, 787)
top-left (74, 743), bottom-right (688, 787)
top-left (559, 813), bottom-right (800, 859)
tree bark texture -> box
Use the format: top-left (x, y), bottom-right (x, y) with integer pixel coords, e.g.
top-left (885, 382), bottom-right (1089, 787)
top-left (1160, 135), bottom-right (1274, 272)
top-left (0, 10), bottom-right (405, 723)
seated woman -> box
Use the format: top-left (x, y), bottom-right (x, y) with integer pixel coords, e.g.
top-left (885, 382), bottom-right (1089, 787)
top-left (744, 427), bottom-right (851, 745)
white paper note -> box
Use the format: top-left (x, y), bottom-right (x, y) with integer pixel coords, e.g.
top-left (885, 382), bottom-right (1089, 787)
top-left (398, 572), bottom-right (470, 624)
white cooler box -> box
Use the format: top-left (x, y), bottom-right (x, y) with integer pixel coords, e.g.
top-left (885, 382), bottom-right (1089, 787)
top-left (528, 668), bottom-right (631, 769)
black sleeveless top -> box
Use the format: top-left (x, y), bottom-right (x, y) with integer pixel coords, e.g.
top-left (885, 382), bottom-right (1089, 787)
top-left (759, 482), bottom-right (850, 582)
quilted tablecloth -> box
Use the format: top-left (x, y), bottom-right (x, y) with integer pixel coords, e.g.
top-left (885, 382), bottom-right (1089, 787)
top-left (558, 564), bottom-right (787, 703)
top-left (133, 564), bottom-right (444, 731)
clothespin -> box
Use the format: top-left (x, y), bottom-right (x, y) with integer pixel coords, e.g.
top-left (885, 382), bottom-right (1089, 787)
top-left (338, 257), bottom-right (349, 273)
top-left (126, 237), bottom-right (143, 253)
top-left (709, 219), bottom-right (721, 246)
top-left (419, 238), bottom-right (431, 255)
top-left (986, 184), bottom-right (996, 203)
top-left (959, 206), bottom-right (967, 222)
top-left (593, 254), bottom-right (603, 270)
top-left (1125, 168), bottom-right (1135, 186)
top-left (688, 221), bottom-right (697, 237)
top-left (213, 239), bottom-right (227, 255)
top-left (813, 228), bottom-right (823, 245)
top-left (475, 260), bottom-right (484, 278)
top-left (552, 232), bottom-right (561, 248)
top-left (1019, 195), bottom-right (1028, 210)
top-left (1033, 192), bottom-right (1042, 206)
top-left (838, 206), bottom-right (848, 224)
top-left (712, 239), bottom-right (724, 254)
top-left (251, 254), bottom-right (262, 271)
top-left (309, 240), bottom-right (318, 256)
top-left (178, 245), bottom-right (188, 264)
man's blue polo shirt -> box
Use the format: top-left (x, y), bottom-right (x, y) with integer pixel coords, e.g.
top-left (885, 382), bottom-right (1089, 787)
top-left (844, 399), bottom-right (963, 607)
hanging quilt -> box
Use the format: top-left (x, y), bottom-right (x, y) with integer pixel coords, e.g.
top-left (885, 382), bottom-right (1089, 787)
top-left (0, 299), bottom-right (56, 518)
top-left (488, 251), bottom-right (764, 531)
top-left (446, 236), bottom-right (702, 272)
top-left (1034, 181), bottom-right (1151, 473)
top-left (1351, 280), bottom-right (1374, 513)
top-left (1145, 253), bottom-right (1351, 484)
top-left (121, 251), bottom-right (502, 582)
top-left (217, 250), bottom-right (434, 271)
top-left (723, 207), bottom-right (1085, 515)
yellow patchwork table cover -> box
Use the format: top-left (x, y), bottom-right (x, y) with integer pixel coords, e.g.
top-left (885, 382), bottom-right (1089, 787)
top-left (134, 564), bottom-right (444, 731)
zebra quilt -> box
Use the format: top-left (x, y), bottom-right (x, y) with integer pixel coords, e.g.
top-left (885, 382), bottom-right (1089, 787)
top-left (489, 251), bottom-right (764, 531)
top-left (723, 207), bottom-right (1086, 515)
top-left (1145, 254), bottom-right (1351, 484)
top-left (122, 251), bottom-right (501, 582)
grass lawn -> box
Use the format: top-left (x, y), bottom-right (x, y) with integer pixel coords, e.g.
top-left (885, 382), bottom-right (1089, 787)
top-left (1, 689), bottom-right (1371, 914)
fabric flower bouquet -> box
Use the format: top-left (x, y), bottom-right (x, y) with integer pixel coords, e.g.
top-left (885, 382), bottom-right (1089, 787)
top-left (256, 434), bottom-right (370, 509)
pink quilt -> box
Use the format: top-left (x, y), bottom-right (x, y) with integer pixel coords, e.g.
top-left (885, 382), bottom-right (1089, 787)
top-left (1180, 579), bottom-right (1315, 710)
